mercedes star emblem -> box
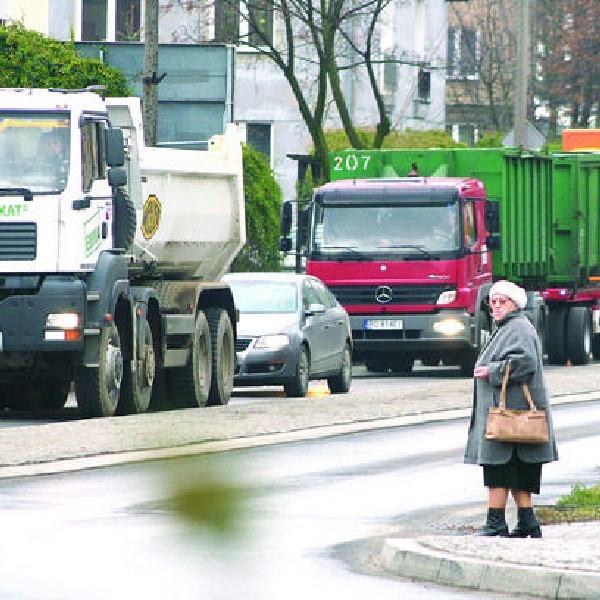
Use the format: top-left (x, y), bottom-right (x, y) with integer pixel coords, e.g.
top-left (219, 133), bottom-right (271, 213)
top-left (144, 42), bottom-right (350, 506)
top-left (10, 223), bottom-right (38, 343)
top-left (375, 285), bottom-right (392, 304)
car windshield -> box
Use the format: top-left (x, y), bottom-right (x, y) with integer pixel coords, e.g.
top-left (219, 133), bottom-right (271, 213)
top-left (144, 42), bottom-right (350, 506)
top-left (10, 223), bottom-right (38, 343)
top-left (228, 281), bottom-right (298, 313)
top-left (0, 111), bottom-right (70, 193)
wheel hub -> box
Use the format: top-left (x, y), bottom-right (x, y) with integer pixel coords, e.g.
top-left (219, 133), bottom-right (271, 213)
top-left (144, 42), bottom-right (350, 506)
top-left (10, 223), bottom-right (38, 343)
top-left (142, 344), bottom-right (156, 387)
top-left (105, 343), bottom-right (124, 392)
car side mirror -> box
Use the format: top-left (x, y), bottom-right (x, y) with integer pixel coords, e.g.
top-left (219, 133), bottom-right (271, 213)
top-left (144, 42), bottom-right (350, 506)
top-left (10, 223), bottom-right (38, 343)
top-left (105, 128), bottom-right (125, 167)
top-left (305, 303), bottom-right (325, 316)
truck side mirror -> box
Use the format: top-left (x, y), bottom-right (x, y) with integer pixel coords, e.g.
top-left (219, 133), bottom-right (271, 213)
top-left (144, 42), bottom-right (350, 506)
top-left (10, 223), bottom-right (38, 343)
top-left (108, 166), bottom-right (127, 187)
top-left (486, 234), bottom-right (501, 250)
top-left (106, 128), bottom-right (125, 167)
top-left (280, 201), bottom-right (292, 236)
top-left (279, 237), bottom-right (293, 252)
top-left (297, 207), bottom-right (309, 246)
top-left (485, 200), bottom-right (500, 233)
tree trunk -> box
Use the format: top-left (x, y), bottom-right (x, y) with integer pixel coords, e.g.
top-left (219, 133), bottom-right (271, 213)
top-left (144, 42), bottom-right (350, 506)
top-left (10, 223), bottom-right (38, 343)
top-left (143, 0), bottom-right (159, 147)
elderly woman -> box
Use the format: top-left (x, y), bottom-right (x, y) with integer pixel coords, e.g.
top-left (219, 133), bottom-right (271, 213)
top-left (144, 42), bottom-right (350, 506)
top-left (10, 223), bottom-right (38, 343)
top-left (465, 280), bottom-right (558, 538)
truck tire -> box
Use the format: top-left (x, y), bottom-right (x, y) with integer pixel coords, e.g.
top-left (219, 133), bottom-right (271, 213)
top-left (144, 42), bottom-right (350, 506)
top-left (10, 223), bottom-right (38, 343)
top-left (327, 341), bottom-right (352, 393)
top-left (170, 310), bottom-right (212, 408)
top-left (206, 308), bottom-right (235, 406)
top-left (566, 306), bottom-right (592, 365)
top-left (119, 319), bottom-right (155, 414)
top-left (365, 359), bottom-right (388, 373)
top-left (75, 322), bottom-right (124, 417)
top-left (390, 356), bottom-right (414, 373)
top-left (40, 380), bottom-right (71, 410)
top-left (284, 345), bottom-right (310, 397)
top-left (546, 305), bottom-right (568, 365)
top-left (113, 189), bottom-right (136, 251)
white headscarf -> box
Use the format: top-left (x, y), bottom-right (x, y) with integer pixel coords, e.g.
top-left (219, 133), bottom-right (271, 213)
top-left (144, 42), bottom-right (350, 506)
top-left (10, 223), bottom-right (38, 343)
top-left (489, 280), bottom-right (527, 310)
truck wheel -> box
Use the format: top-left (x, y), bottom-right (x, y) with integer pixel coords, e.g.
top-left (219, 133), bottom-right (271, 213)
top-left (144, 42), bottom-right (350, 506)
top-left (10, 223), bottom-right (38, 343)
top-left (119, 319), bottom-right (155, 414)
top-left (40, 380), bottom-right (71, 410)
top-left (546, 305), bottom-right (568, 365)
top-left (390, 356), bottom-right (414, 373)
top-left (113, 189), bottom-right (136, 251)
top-left (284, 345), bottom-right (309, 397)
top-left (75, 322), bottom-right (123, 417)
top-left (566, 306), bottom-right (592, 365)
top-left (458, 351), bottom-right (477, 377)
top-left (206, 308), bottom-right (235, 406)
top-left (365, 359), bottom-right (388, 373)
top-left (327, 342), bottom-right (352, 393)
top-left (170, 310), bottom-right (212, 408)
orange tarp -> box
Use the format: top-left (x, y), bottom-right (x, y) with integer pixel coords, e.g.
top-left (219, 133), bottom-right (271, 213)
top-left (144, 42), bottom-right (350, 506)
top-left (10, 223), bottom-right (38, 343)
top-left (562, 129), bottom-right (600, 151)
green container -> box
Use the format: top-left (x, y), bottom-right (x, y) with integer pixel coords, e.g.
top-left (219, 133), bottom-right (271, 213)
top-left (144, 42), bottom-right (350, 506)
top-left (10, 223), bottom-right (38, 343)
top-left (500, 152), bottom-right (600, 287)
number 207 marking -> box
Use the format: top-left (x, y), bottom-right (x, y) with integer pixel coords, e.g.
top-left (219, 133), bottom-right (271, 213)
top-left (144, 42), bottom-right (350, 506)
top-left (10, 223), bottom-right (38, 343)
top-left (333, 154), bottom-right (371, 172)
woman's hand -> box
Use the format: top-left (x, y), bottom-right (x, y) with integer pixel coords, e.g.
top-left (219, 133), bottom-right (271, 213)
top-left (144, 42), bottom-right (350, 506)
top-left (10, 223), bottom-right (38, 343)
top-left (474, 366), bottom-right (489, 379)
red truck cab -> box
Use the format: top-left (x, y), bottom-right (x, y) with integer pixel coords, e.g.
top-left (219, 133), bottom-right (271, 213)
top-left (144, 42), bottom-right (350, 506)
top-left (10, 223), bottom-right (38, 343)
top-left (300, 177), bottom-right (495, 374)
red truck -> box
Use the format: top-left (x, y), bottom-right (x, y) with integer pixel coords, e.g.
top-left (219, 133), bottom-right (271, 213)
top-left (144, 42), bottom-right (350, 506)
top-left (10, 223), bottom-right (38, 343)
top-left (281, 176), bottom-right (499, 375)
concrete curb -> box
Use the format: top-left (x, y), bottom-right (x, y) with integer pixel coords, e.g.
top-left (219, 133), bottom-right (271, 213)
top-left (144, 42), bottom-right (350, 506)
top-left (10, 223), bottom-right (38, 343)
top-left (381, 537), bottom-right (600, 599)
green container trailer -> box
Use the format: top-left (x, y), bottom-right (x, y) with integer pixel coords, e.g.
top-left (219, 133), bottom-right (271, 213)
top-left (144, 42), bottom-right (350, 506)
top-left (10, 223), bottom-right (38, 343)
top-left (499, 151), bottom-right (600, 288)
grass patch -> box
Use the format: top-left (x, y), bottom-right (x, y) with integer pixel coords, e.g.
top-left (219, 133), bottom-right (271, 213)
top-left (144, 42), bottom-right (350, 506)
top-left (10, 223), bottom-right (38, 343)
top-left (537, 483), bottom-right (600, 524)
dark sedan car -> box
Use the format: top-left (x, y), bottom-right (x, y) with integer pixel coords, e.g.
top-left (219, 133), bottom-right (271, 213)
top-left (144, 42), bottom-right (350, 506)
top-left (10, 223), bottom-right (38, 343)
top-left (223, 272), bottom-right (352, 397)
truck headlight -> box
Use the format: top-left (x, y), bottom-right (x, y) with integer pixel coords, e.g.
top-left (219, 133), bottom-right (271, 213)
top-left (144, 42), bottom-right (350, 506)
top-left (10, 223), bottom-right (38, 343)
top-left (255, 334), bottom-right (289, 350)
top-left (45, 313), bottom-right (81, 341)
top-left (437, 290), bottom-right (457, 305)
top-left (433, 319), bottom-right (465, 336)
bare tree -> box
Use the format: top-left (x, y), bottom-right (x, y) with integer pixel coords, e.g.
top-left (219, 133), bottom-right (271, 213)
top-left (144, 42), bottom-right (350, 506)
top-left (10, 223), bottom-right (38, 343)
top-left (447, 0), bottom-right (516, 132)
top-left (162, 0), bottom-right (396, 173)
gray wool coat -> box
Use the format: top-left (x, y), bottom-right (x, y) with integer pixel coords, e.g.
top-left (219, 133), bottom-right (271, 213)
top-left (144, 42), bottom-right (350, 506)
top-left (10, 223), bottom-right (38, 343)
top-left (464, 310), bottom-right (558, 466)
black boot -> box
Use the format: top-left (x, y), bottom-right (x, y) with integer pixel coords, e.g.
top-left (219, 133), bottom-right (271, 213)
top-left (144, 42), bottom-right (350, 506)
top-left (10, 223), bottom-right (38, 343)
top-left (509, 507), bottom-right (542, 538)
top-left (477, 507), bottom-right (509, 537)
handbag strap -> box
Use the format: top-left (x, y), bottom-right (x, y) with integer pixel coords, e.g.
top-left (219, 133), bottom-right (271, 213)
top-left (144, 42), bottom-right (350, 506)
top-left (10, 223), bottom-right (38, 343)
top-left (499, 363), bottom-right (537, 411)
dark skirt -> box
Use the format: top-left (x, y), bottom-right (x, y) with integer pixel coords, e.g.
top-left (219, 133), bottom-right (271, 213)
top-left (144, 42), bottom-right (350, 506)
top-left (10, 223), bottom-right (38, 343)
top-left (483, 449), bottom-right (542, 493)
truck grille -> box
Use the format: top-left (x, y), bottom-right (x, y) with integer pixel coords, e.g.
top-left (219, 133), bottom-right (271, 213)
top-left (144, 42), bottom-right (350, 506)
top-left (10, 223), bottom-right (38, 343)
top-left (329, 284), bottom-right (452, 306)
top-left (0, 222), bottom-right (37, 261)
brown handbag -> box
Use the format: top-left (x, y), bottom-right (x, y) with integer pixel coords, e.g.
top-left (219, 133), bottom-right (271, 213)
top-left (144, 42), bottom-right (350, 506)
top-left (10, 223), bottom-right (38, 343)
top-left (485, 363), bottom-right (549, 444)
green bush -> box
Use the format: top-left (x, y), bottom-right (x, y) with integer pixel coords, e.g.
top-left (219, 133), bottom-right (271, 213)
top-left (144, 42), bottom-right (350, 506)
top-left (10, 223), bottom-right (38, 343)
top-left (475, 131), bottom-right (504, 148)
top-left (324, 128), bottom-right (466, 152)
top-left (0, 22), bottom-right (130, 96)
top-left (556, 483), bottom-right (600, 507)
top-left (230, 145), bottom-right (283, 272)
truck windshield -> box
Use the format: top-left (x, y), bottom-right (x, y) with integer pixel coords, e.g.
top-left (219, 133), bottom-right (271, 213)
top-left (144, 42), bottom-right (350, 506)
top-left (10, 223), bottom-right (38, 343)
top-left (0, 112), bottom-right (70, 193)
top-left (311, 201), bottom-right (461, 258)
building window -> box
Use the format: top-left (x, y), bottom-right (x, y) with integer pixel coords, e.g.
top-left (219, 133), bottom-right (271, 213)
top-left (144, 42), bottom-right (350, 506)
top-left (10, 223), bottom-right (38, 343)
top-left (81, 0), bottom-right (141, 42)
top-left (248, 0), bottom-right (273, 46)
top-left (215, 0), bottom-right (240, 42)
top-left (82, 0), bottom-right (107, 41)
top-left (246, 123), bottom-right (271, 161)
top-left (116, 0), bottom-right (141, 41)
top-left (447, 26), bottom-right (478, 79)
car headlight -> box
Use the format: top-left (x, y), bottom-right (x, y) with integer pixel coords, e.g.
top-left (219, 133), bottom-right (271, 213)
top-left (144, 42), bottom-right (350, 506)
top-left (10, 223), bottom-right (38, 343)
top-left (46, 312), bottom-right (80, 329)
top-left (255, 334), bottom-right (290, 350)
top-left (433, 319), bottom-right (465, 336)
top-left (437, 290), bottom-right (457, 305)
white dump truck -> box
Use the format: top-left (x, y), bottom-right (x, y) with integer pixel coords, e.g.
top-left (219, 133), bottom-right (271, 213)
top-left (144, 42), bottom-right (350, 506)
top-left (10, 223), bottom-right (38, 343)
top-left (0, 87), bottom-right (245, 417)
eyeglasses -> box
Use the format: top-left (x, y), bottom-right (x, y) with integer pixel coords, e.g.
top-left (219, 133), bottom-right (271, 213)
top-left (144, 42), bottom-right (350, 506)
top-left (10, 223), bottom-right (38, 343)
top-left (489, 297), bottom-right (511, 306)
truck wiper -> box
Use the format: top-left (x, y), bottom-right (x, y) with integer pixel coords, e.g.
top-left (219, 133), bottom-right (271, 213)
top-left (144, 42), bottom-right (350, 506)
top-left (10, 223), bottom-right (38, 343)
top-left (0, 187), bottom-right (34, 201)
top-left (385, 245), bottom-right (438, 259)
top-left (321, 245), bottom-right (372, 261)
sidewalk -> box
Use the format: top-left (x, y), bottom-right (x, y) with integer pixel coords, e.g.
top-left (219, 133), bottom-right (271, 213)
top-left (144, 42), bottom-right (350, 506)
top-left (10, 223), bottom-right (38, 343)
top-left (380, 521), bottom-right (600, 599)
top-left (0, 363), bottom-right (598, 598)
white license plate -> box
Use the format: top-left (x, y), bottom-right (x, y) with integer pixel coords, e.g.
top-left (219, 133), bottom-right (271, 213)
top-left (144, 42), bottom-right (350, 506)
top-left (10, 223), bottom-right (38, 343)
top-left (364, 319), bottom-right (403, 330)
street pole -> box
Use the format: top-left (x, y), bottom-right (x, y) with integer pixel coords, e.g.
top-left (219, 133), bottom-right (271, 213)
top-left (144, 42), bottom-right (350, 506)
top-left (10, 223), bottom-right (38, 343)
top-left (143, 0), bottom-right (159, 147)
top-left (514, 0), bottom-right (530, 147)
